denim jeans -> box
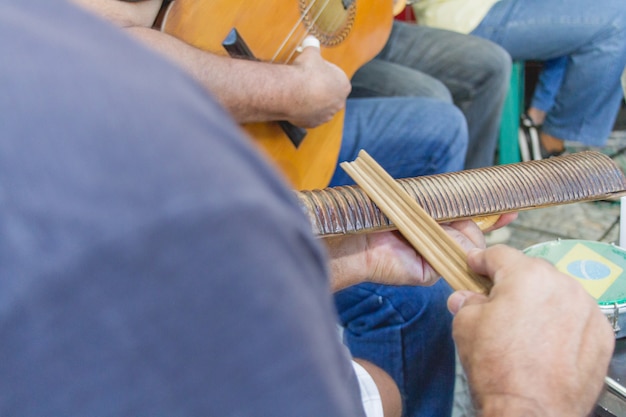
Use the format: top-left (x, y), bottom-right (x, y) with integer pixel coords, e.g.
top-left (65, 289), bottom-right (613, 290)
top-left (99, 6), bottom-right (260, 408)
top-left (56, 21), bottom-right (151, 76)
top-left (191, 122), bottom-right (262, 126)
top-left (335, 281), bottom-right (456, 417)
top-left (349, 21), bottom-right (511, 169)
top-left (530, 57), bottom-right (566, 113)
top-left (472, 0), bottom-right (626, 146)
top-left (330, 96), bottom-right (468, 186)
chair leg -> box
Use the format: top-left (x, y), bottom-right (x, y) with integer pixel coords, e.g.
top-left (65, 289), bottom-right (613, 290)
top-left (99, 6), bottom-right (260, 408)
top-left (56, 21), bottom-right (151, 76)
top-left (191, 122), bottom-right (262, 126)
top-left (498, 61), bottom-right (524, 165)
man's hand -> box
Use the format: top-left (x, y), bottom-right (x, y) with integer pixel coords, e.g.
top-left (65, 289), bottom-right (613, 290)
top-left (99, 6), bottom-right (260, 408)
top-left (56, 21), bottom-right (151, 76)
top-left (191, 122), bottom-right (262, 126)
top-left (449, 245), bottom-right (615, 417)
top-left (324, 213), bottom-right (517, 292)
top-left (286, 45), bottom-right (351, 128)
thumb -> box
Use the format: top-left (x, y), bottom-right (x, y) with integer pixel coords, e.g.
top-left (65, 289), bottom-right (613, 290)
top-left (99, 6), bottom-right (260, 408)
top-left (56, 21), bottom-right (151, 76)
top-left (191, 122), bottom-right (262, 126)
top-left (448, 290), bottom-right (488, 315)
top-left (301, 35), bottom-right (321, 50)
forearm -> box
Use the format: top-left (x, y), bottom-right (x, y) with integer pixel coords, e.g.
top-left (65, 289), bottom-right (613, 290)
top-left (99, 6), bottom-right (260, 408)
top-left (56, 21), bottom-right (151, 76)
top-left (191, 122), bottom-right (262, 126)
top-left (73, 0), bottom-right (349, 128)
top-left (353, 359), bottom-right (402, 417)
top-left (126, 26), bottom-right (303, 123)
top-left (477, 395), bottom-right (545, 417)
top-left (477, 392), bottom-right (602, 417)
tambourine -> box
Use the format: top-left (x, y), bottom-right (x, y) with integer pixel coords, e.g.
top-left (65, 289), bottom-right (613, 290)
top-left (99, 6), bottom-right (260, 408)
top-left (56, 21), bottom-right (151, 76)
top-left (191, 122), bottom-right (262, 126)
top-left (524, 239), bottom-right (626, 339)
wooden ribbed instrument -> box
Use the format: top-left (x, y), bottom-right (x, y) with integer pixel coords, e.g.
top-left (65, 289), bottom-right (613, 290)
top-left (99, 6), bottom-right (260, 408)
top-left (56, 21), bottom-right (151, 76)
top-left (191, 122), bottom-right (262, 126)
top-left (296, 151), bottom-right (626, 236)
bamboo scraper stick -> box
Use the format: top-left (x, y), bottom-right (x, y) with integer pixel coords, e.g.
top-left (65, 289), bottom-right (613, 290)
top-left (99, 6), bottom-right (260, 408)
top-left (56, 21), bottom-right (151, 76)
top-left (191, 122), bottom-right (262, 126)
top-left (341, 150), bottom-right (492, 294)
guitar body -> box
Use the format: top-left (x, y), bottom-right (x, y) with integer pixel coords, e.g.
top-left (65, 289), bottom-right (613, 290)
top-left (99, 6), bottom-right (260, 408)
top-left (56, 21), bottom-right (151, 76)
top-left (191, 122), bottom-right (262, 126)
top-left (160, 0), bottom-right (394, 190)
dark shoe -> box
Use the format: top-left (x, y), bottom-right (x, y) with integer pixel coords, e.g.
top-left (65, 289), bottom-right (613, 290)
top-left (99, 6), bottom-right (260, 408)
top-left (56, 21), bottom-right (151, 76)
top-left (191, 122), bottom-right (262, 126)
top-left (519, 113), bottom-right (565, 161)
top-left (541, 144), bottom-right (566, 159)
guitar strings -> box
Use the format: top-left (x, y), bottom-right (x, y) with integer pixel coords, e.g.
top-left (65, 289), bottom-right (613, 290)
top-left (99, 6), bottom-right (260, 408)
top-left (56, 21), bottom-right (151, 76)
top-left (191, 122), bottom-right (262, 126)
top-left (273, 0), bottom-right (346, 64)
top-left (278, 0), bottom-right (337, 63)
top-left (271, 0), bottom-right (319, 62)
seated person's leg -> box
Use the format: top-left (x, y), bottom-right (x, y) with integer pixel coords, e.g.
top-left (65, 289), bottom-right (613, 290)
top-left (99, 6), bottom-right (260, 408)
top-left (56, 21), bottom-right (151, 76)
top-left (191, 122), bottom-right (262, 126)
top-left (355, 21), bottom-right (510, 169)
top-left (336, 280), bottom-right (456, 417)
top-left (527, 57), bottom-right (567, 125)
top-left (330, 96), bottom-right (467, 186)
top-left (524, 57), bottom-right (568, 158)
top-left (473, 0), bottom-right (626, 150)
top-left (350, 58), bottom-right (453, 102)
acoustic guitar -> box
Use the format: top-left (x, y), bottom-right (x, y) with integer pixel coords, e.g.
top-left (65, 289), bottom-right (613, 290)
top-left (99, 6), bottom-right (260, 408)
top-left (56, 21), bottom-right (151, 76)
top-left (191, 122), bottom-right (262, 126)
top-left (159, 0), bottom-right (394, 190)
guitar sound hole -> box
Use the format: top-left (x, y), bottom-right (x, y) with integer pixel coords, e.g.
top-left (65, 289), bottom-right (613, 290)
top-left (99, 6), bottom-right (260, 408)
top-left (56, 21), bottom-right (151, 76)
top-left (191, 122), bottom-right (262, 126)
top-left (299, 0), bottom-right (356, 47)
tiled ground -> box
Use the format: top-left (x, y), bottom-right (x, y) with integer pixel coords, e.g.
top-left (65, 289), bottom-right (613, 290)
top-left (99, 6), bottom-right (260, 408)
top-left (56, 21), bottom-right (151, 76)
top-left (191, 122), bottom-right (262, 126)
top-left (492, 129), bottom-right (626, 251)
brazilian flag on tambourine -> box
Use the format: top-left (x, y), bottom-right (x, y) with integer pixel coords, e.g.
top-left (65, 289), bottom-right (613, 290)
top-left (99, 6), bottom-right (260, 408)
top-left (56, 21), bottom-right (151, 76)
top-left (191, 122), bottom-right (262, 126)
top-left (524, 239), bottom-right (626, 305)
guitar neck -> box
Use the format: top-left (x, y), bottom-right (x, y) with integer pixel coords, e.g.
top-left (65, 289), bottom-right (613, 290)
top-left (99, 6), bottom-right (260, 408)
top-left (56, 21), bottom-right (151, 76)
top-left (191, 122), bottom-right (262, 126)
top-left (296, 151), bottom-right (626, 236)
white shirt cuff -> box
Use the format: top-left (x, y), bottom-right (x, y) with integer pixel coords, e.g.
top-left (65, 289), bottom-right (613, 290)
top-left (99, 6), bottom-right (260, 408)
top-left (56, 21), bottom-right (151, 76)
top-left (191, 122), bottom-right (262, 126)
top-left (351, 360), bottom-right (385, 417)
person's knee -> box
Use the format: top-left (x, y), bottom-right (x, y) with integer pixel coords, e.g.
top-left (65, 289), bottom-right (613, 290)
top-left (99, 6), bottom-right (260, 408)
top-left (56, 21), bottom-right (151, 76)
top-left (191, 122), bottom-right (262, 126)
top-left (435, 102), bottom-right (469, 153)
top-left (380, 69), bottom-right (453, 103)
top-left (389, 281), bottom-right (454, 327)
top-left (401, 99), bottom-right (468, 173)
top-left (418, 101), bottom-right (468, 173)
top-left (335, 284), bottom-right (408, 332)
top-left (338, 282), bottom-right (454, 330)
top-left (478, 42), bottom-right (512, 88)
top-left (402, 98), bottom-right (467, 146)
top-left (417, 77), bottom-right (453, 103)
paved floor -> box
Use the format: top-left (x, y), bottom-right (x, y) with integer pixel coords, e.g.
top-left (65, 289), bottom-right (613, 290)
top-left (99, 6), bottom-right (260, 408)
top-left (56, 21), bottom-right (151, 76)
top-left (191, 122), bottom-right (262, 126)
top-left (490, 129), bottom-right (626, 251)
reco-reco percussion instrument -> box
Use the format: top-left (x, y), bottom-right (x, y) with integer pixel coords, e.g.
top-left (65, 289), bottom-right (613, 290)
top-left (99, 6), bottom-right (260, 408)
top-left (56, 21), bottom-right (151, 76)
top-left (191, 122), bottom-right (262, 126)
top-left (296, 151), bottom-right (626, 236)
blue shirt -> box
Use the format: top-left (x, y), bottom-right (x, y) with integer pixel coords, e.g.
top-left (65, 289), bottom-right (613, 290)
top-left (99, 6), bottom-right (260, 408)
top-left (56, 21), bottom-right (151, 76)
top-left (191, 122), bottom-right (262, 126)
top-left (0, 1), bottom-right (364, 416)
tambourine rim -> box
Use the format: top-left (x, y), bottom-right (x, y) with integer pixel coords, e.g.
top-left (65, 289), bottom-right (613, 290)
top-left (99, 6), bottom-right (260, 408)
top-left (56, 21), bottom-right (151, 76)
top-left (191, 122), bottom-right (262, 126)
top-left (524, 239), bottom-right (626, 305)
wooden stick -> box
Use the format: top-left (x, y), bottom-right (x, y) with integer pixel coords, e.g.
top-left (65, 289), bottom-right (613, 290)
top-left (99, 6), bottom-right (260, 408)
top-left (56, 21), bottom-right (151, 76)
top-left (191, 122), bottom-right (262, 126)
top-left (341, 150), bottom-right (492, 294)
